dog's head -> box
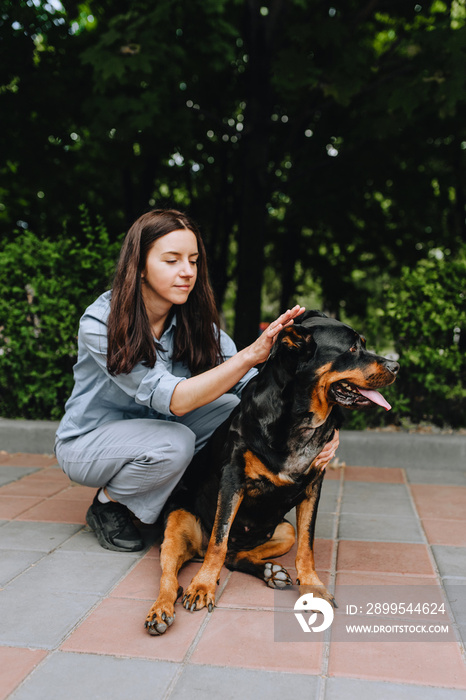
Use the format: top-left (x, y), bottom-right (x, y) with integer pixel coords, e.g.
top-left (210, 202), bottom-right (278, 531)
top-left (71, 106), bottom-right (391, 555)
top-left (272, 310), bottom-right (399, 424)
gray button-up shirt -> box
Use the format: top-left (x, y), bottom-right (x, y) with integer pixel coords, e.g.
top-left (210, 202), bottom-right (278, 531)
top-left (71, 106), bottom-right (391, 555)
top-left (56, 291), bottom-right (257, 441)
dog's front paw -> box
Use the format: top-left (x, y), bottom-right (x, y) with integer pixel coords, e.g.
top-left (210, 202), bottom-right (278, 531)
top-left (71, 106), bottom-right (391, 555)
top-left (182, 583), bottom-right (216, 612)
top-left (263, 561), bottom-right (293, 589)
top-left (298, 582), bottom-right (337, 608)
top-left (145, 602), bottom-right (176, 636)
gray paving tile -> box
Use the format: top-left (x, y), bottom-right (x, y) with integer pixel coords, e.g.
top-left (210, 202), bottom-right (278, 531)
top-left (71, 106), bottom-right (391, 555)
top-left (341, 482), bottom-right (415, 517)
top-left (10, 550), bottom-right (138, 596)
top-left (0, 587), bottom-right (99, 648)
top-left (319, 479), bottom-right (340, 513)
top-left (286, 508), bottom-right (336, 540)
top-left (406, 467), bottom-right (466, 486)
top-left (338, 513), bottom-right (424, 542)
top-left (0, 521), bottom-right (81, 551)
top-left (0, 466), bottom-right (40, 486)
top-left (10, 651), bottom-right (179, 700)
top-left (170, 664), bottom-right (319, 700)
top-left (443, 581), bottom-right (466, 624)
top-left (325, 677), bottom-right (466, 699)
top-left (432, 545), bottom-right (466, 578)
top-left (0, 549), bottom-right (43, 586)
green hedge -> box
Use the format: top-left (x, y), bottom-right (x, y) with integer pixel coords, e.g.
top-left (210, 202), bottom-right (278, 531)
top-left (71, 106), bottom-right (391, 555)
top-left (0, 208), bottom-right (121, 419)
top-left (346, 246), bottom-right (466, 429)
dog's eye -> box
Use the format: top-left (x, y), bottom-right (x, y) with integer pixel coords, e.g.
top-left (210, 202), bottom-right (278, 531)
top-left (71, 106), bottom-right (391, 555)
top-left (349, 343), bottom-right (358, 353)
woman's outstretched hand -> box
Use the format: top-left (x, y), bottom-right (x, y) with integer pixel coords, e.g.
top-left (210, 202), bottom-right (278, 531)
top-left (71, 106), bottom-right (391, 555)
top-left (246, 304), bottom-right (306, 366)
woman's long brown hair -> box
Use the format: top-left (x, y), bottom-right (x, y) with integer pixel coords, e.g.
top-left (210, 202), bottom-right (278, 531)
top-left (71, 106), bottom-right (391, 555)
top-left (107, 209), bottom-right (222, 376)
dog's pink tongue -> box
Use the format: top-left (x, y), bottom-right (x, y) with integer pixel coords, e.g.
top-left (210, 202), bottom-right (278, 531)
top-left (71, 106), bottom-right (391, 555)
top-left (357, 387), bottom-right (392, 411)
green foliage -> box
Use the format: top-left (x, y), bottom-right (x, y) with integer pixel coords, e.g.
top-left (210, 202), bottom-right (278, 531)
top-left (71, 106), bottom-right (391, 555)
top-left (0, 208), bottom-right (121, 419)
top-left (346, 246), bottom-right (466, 429)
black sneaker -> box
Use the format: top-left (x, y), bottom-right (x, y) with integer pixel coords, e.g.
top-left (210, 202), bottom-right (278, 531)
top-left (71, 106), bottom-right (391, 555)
top-left (86, 494), bottom-right (144, 552)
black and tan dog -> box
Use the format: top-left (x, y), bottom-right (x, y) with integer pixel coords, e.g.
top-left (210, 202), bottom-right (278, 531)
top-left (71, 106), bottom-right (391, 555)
top-left (145, 311), bottom-right (399, 635)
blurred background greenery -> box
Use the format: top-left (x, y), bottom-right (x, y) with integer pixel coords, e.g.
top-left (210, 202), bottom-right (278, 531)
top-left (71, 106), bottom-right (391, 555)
top-left (0, 0), bottom-right (465, 428)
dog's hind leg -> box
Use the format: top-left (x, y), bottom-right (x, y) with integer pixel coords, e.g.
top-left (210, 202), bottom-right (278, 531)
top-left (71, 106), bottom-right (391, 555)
top-left (225, 520), bottom-right (296, 589)
top-left (145, 509), bottom-right (203, 635)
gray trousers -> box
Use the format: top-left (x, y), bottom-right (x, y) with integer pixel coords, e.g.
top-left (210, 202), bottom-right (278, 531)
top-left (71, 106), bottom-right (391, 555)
top-left (55, 394), bottom-right (239, 524)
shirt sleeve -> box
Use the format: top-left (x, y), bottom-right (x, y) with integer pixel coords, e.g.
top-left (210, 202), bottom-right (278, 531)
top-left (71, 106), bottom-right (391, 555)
top-left (219, 329), bottom-right (258, 396)
top-left (79, 310), bottom-right (186, 417)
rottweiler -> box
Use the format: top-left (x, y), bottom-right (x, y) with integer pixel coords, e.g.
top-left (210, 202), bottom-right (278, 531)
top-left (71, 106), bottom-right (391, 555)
top-left (145, 311), bottom-right (399, 635)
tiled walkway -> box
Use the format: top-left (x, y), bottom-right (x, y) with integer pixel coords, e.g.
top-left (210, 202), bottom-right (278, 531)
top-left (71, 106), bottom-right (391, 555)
top-left (0, 450), bottom-right (465, 699)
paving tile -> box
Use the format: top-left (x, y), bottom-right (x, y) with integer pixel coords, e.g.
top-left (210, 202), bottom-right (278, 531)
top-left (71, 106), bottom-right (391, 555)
top-left (61, 597), bottom-right (208, 662)
top-left (341, 482), bottom-right (415, 517)
top-left (0, 549), bottom-right (44, 586)
top-left (318, 479), bottom-right (340, 513)
top-left (406, 468), bottom-right (466, 487)
top-left (422, 519), bottom-right (466, 547)
top-left (10, 651), bottom-right (179, 700)
top-left (0, 453), bottom-right (57, 468)
top-left (170, 664), bottom-right (320, 700)
top-left (328, 641), bottom-right (466, 688)
top-left (338, 513), bottom-right (424, 543)
top-left (0, 476), bottom-right (67, 498)
top-left (344, 466), bottom-right (405, 483)
top-left (54, 484), bottom-right (96, 501)
top-left (324, 465), bottom-right (343, 480)
top-left (218, 571), bottom-right (330, 610)
top-left (0, 466), bottom-right (41, 487)
top-left (25, 467), bottom-right (69, 483)
top-left (278, 537), bottom-right (334, 571)
top-left (16, 497), bottom-right (88, 524)
top-left (325, 677), bottom-right (466, 699)
top-left (336, 571), bottom-right (438, 586)
top-left (10, 549), bottom-right (138, 597)
top-left (410, 485), bottom-right (466, 521)
top-left (0, 587), bottom-right (99, 648)
top-left (190, 608), bottom-right (323, 673)
top-left (0, 495), bottom-right (44, 519)
top-left (0, 646), bottom-right (48, 700)
top-left (0, 521), bottom-right (81, 551)
top-left (287, 507), bottom-right (336, 539)
top-left (432, 546), bottom-right (466, 579)
top-left (443, 581), bottom-right (466, 626)
top-left (337, 541), bottom-right (436, 576)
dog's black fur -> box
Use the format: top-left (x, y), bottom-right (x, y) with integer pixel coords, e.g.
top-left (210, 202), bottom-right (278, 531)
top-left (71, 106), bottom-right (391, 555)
top-left (145, 311), bottom-right (399, 635)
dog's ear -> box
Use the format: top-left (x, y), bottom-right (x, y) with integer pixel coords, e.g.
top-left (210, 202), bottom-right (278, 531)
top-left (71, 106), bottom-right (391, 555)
top-left (275, 324), bottom-right (316, 354)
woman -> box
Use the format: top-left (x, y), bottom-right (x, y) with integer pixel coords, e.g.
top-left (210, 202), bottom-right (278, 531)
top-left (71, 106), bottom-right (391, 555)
top-left (55, 209), bottom-right (338, 552)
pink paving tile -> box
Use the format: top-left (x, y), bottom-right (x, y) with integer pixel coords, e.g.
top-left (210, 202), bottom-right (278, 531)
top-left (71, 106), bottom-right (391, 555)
top-left (0, 478), bottom-right (68, 499)
top-left (0, 453), bottom-right (57, 468)
top-left (328, 641), bottom-right (466, 688)
top-left (411, 485), bottom-right (466, 521)
top-left (16, 497), bottom-right (88, 524)
top-left (336, 571), bottom-right (437, 586)
top-left (190, 608), bottom-right (323, 673)
top-left (112, 557), bottom-right (230, 602)
top-left (61, 596), bottom-right (208, 662)
top-left (280, 538), bottom-right (334, 571)
top-left (337, 541), bottom-right (435, 577)
top-left (422, 518), bottom-right (466, 546)
top-left (324, 466), bottom-right (342, 480)
top-left (218, 569), bottom-right (330, 610)
top-left (0, 646), bottom-right (48, 700)
top-left (344, 466), bottom-right (404, 483)
top-left (0, 495), bottom-right (44, 520)
top-left (54, 484), bottom-right (96, 502)
top-left (25, 468), bottom-right (70, 484)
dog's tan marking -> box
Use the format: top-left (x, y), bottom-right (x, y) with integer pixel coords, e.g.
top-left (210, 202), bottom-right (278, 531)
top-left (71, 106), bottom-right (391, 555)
top-left (244, 450), bottom-right (295, 486)
top-left (182, 490), bottom-right (244, 610)
top-left (145, 509), bottom-right (204, 634)
top-left (281, 327), bottom-right (301, 348)
top-left (232, 520), bottom-right (296, 565)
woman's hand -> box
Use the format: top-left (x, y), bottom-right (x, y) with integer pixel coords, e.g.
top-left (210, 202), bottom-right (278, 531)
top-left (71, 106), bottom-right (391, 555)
top-left (314, 430), bottom-right (340, 470)
top-left (245, 304), bottom-right (306, 366)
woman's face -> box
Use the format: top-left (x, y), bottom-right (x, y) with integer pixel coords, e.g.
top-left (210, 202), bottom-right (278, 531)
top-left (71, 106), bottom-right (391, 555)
top-left (141, 229), bottom-right (199, 313)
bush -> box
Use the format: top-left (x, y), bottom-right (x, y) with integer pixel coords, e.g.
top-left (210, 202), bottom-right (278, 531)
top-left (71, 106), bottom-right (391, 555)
top-left (0, 207), bottom-right (121, 420)
top-left (384, 247), bottom-right (466, 428)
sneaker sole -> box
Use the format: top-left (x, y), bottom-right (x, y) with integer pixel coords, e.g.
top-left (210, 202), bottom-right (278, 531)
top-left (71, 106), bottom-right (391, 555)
top-left (86, 509), bottom-right (144, 553)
